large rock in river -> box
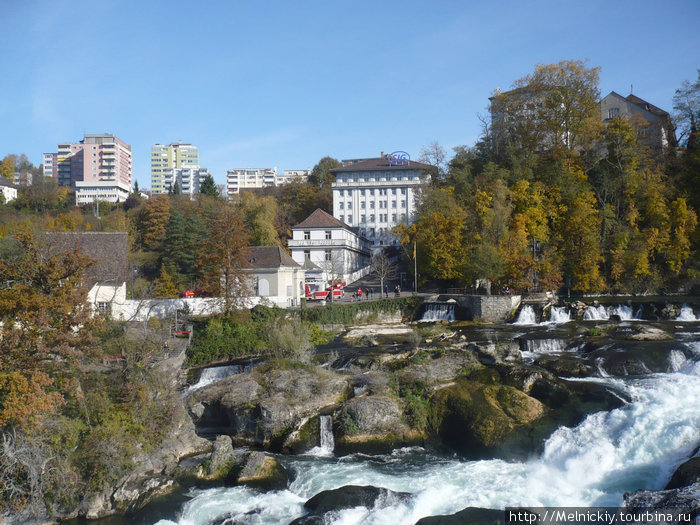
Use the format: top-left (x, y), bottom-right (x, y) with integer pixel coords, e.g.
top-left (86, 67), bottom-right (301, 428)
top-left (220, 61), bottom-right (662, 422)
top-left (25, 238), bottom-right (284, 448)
top-left (428, 377), bottom-right (544, 456)
top-left (187, 366), bottom-right (348, 450)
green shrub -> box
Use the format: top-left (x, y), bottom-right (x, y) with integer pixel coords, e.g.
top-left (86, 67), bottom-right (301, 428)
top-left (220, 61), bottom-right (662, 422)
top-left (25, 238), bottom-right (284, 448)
top-left (268, 320), bottom-right (314, 362)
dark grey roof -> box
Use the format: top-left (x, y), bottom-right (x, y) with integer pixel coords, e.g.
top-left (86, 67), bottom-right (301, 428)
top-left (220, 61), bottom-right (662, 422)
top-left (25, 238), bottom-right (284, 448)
top-left (246, 246), bottom-right (300, 269)
top-left (43, 232), bottom-right (128, 289)
top-left (0, 176), bottom-right (17, 188)
top-left (301, 257), bottom-right (322, 272)
top-left (292, 208), bottom-right (350, 230)
top-left (625, 94), bottom-right (670, 118)
top-left (330, 157), bottom-right (433, 173)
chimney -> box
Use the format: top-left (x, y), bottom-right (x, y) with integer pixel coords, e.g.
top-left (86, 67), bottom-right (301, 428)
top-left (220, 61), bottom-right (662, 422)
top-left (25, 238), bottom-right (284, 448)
top-left (380, 151), bottom-right (385, 158)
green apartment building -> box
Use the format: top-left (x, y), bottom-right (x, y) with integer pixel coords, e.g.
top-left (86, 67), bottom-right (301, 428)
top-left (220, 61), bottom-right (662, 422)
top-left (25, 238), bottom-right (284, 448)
top-left (150, 142), bottom-right (199, 194)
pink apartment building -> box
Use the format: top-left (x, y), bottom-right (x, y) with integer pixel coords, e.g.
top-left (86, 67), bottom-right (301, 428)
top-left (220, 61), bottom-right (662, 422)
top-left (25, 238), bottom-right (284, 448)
top-left (45, 134), bottom-right (132, 204)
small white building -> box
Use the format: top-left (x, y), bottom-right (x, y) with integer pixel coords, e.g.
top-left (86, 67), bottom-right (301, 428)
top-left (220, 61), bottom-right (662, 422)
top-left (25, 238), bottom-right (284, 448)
top-left (245, 246), bottom-right (305, 307)
top-left (288, 208), bottom-right (371, 285)
top-left (75, 180), bottom-right (131, 205)
top-left (43, 232), bottom-right (128, 316)
top-left (0, 176), bottom-right (18, 203)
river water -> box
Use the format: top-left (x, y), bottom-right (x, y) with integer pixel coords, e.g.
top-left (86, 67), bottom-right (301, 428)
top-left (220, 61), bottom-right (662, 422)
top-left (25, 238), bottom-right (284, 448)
top-left (122, 318), bottom-right (700, 525)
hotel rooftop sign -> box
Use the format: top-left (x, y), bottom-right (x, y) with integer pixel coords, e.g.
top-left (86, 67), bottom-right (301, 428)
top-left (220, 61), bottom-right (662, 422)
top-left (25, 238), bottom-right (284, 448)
top-left (387, 151), bottom-right (410, 166)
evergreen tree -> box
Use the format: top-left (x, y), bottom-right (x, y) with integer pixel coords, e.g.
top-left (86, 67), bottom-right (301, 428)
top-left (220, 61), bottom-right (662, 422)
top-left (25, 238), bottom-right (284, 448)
top-left (199, 174), bottom-right (219, 198)
top-left (154, 264), bottom-right (178, 298)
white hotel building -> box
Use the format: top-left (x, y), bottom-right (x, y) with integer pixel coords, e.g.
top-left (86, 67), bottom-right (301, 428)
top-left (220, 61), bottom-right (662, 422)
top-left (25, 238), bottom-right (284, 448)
top-left (330, 156), bottom-right (431, 247)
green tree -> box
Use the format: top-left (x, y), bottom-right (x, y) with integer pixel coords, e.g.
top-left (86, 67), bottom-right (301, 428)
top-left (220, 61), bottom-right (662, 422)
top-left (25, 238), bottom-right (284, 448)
top-left (239, 192), bottom-right (280, 246)
top-left (154, 264), bottom-right (178, 297)
top-left (309, 156), bottom-right (340, 187)
top-left (199, 174), bottom-right (219, 198)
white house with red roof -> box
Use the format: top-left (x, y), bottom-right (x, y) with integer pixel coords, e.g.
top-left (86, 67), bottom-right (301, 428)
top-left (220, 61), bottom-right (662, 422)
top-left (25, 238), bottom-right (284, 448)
top-left (288, 208), bottom-right (371, 286)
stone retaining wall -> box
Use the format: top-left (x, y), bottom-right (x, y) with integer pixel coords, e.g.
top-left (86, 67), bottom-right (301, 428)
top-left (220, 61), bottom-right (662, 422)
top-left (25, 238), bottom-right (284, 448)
top-left (436, 294), bottom-right (521, 322)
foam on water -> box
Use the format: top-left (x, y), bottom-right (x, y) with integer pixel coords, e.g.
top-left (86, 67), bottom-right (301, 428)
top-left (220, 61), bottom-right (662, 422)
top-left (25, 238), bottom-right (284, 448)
top-left (583, 305), bottom-right (609, 321)
top-left (549, 306), bottom-right (571, 324)
top-left (420, 303), bottom-right (456, 322)
top-left (157, 349), bottom-right (700, 524)
top-left (186, 365), bottom-right (245, 393)
top-left (514, 305), bottom-right (537, 325)
top-left (676, 305), bottom-right (698, 322)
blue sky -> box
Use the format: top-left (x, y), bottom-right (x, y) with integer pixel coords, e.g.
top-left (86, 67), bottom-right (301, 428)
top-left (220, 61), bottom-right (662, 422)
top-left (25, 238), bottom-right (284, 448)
top-left (1, 0), bottom-right (698, 189)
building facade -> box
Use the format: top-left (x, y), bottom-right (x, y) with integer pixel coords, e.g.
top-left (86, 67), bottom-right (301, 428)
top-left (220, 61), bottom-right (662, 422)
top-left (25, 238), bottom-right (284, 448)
top-left (44, 134), bottom-right (132, 204)
top-left (0, 177), bottom-right (18, 203)
top-left (226, 167), bottom-right (278, 196)
top-left (151, 142), bottom-right (199, 194)
top-left (162, 167), bottom-right (211, 196)
top-left (244, 246), bottom-right (305, 307)
top-left (43, 232), bottom-right (128, 316)
top-left (42, 153), bottom-right (58, 179)
top-left (330, 156), bottom-right (431, 247)
top-left (600, 92), bottom-right (676, 152)
top-left (289, 208), bottom-right (371, 285)
top-left (280, 169), bottom-right (310, 184)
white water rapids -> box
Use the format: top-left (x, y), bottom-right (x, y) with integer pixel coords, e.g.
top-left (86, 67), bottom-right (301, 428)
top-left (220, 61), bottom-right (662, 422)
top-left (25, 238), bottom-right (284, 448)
top-left (155, 340), bottom-right (700, 525)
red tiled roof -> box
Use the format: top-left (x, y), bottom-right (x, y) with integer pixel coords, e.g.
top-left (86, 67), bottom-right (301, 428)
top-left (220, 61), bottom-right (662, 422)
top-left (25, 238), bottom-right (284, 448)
top-left (292, 208), bottom-right (350, 230)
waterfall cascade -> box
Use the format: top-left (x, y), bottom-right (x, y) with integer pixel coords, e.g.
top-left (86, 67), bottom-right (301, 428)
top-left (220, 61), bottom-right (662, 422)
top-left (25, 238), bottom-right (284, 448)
top-left (420, 303), bottom-right (456, 322)
top-left (319, 415), bottom-right (334, 453)
top-left (522, 338), bottom-right (568, 354)
top-left (548, 306), bottom-right (571, 323)
top-left (187, 365), bottom-right (243, 393)
top-left (676, 305), bottom-right (698, 321)
top-left (308, 415), bottom-right (335, 456)
top-left (514, 305), bottom-right (537, 325)
top-left (583, 305), bottom-right (609, 321)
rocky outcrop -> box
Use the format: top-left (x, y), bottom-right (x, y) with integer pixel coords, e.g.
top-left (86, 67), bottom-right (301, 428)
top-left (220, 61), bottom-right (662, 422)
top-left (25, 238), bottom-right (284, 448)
top-left (415, 506), bottom-right (505, 524)
top-left (428, 377), bottom-right (545, 456)
top-left (666, 456), bottom-right (700, 489)
top-left (187, 366), bottom-right (348, 450)
top-left (79, 397), bottom-right (211, 519)
top-left (624, 482), bottom-right (700, 521)
top-left (289, 485), bottom-right (412, 524)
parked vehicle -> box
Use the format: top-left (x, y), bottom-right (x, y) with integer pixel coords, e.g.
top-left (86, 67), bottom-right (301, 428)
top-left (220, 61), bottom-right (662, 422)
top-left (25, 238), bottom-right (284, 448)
top-left (305, 283), bottom-right (345, 301)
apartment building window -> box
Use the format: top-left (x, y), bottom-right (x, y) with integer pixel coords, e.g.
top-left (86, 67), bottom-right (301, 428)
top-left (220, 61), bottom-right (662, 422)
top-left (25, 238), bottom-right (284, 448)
top-left (339, 202), bottom-right (344, 209)
top-left (361, 202), bottom-right (366, 209)
top-left (392, 201), bottom-right (396, 208)
top-left (339, 189), bottom-right (344, 196)
top-left (401, 200), bottom-right (406, 208)
top-left (360, 189), bottom-right (365, 196)
top-left (608, 108), bottom-right (620, 119)
top-left (347, 202), bottom-right (352, 209)
top-left (304, 231), bottom-right (310, 240)
top-left (391, 188), bottom-right (396, 195)
top-left (370, 214), bottom-right (375, 222)
top-left (304, 250), bottom-right (310, 260)
top-left (401, 188), bottom-right (406, 195)
top-left (392, 214), bottom-right (397, 222)
top-left (340, 215), bottom-right (344, 222)
top-left (325, 230), bottom-right (331, 239)
top-left (370, 189), bottom-right (375, 196)
top-left (325, 249), bottom-right (332, 261)
top-left (370, 201), bottom-right (375, 209)
top-left (347, 215), bottom-right (352, 223)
